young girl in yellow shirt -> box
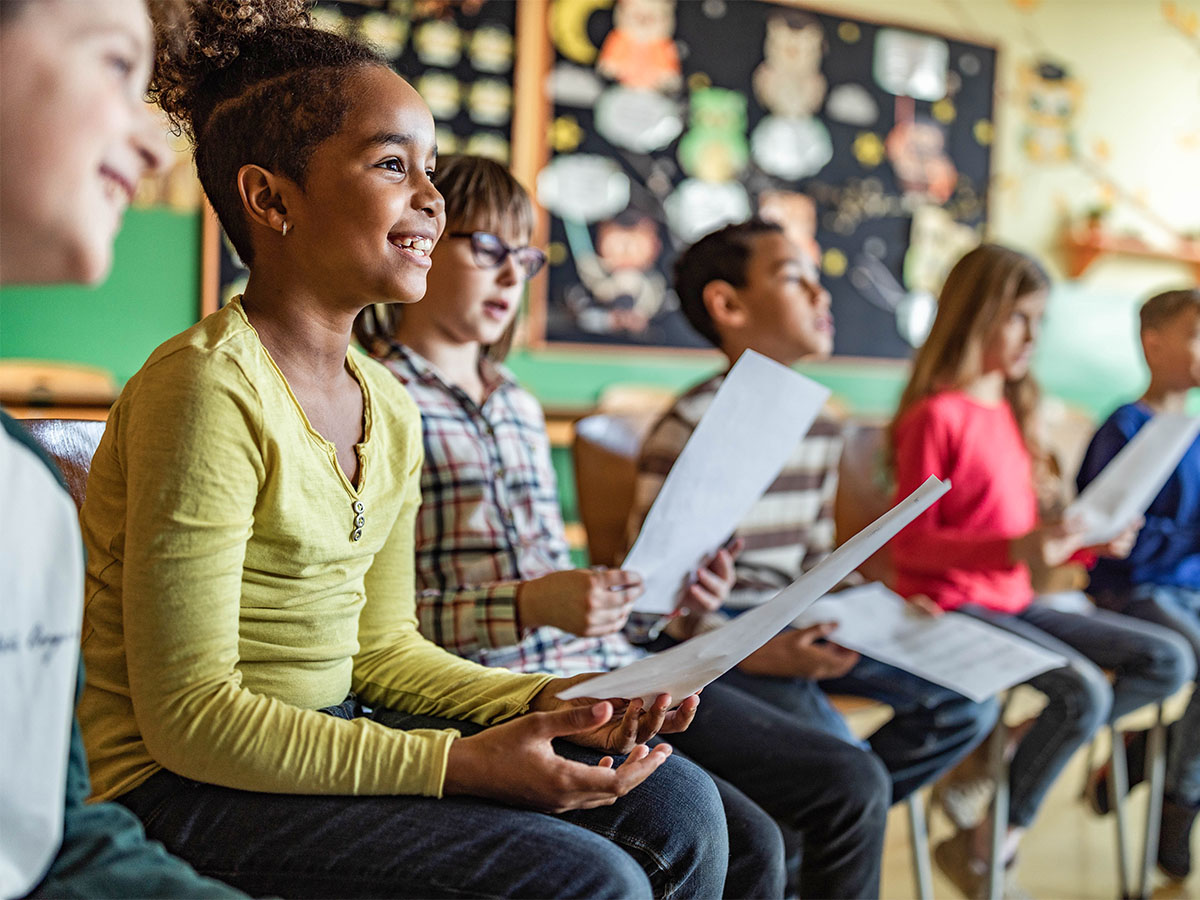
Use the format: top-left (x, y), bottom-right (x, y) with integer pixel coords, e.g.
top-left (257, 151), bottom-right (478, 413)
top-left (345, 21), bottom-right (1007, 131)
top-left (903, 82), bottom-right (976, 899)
top-left (76, 2), bottom-right (747, 897)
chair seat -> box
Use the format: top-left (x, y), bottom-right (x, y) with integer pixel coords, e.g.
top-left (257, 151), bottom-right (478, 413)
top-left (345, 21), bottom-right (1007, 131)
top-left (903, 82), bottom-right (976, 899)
top-left (20, 418), bottom-right (106, 510)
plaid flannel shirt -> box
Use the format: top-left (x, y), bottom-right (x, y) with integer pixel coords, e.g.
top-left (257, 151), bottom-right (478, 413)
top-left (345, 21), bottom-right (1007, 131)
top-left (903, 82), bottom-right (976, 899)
top-left (382, 344), bottom-right (642, 676)
top-left (628, 371), bottom-right (850, 638)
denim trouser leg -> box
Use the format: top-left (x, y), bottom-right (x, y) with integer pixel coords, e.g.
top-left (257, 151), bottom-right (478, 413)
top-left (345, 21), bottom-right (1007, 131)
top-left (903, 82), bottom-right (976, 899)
top-left (820, 657), bottom-right (1001, 804)
top-left (662, 674), bottom-right (890, 899)
top-left (719, 665), bottom-right (867, 748)
top-left (959, 603), bottom-right (1193, 828)
top-left (116, 709), bottom-right (734, 899)
top-left (1103, 585), bottom-right (1200, 805)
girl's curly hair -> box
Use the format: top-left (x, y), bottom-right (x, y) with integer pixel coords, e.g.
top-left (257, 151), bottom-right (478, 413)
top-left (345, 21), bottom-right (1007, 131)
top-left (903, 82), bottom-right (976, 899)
top-left (151, 0), bottom-right (387, 265)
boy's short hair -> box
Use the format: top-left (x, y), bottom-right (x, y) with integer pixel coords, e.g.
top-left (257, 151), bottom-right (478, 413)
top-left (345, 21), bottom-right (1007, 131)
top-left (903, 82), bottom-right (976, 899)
top-left (1140, 288), bottom-right (1200, 334)
top-left (673, 218), bottom-right (784, 348)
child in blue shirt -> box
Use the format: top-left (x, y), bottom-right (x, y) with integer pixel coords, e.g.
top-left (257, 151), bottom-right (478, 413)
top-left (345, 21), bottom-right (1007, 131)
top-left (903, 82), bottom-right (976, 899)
top-left (1078, 287), bottom-right (1200, 880)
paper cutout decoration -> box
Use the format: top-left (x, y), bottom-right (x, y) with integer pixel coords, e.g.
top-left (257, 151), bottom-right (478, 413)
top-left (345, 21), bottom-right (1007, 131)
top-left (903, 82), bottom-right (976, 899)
top-left (678, 87), bottom-right (749, 181)
top-left (885, 119), bottom-right (958, 204)
top-left (548, 63), bottom-right (605, 107)
top-left (749, 10), bottom-right (833, 180)
top-left (559, 476), bottom-right (952, 704)
top-left (595, 87), bottom-right (684, 152)
top-left (549, 116), bottom-right (585, 153)
top-left (469, 24), bottom-right (513, 72)
top-left (904, 205), bottom-right (980, 297)
top-left (414, 18), bottom-right (463, 67)
top-left (873, 28), bottom-right (949, 100)
top-left (565, 216), bottom-right (667, 336)
top-left (551, 0), bottom-right (610, 66)
top-left (310, 4), bottom-right (353, 36)
top-left (827, 83), bottom-right (880, 126)
top-left (753, 116), bottom-right (833, 180)
top-left (848, 251), bottom-right (937, 348)
top-left (664, 179), bottom-right (751, 243)
top-left (1019, 60), bottom-right (1081, 163)
top-left (417, 73), bottom-right (462, 121)
top-left (360, 10), bottom-right (409, 55)
top-left (538, 155), bottom-right (632, 223)
top-left (467, 79), bottom-right (512, 126)
top-left (464, 132), bottom-right (510, 163)
top-left (434, 127), bottom-right (459, 155)
top-left (852, 131), bottom-right (886, 167)
top-left (596, 0), bottom-right (682, 93)
top-left (753, 10), bottom-right (827, 119)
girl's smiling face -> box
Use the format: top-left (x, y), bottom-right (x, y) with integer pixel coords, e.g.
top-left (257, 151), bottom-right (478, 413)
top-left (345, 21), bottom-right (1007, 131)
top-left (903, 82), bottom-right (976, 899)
top-left (0, 0), bottom-right (167, 286)
top-left (273, 66), bottom-right (445, 308)
top-left (412, 219), bottom-right (531, 349)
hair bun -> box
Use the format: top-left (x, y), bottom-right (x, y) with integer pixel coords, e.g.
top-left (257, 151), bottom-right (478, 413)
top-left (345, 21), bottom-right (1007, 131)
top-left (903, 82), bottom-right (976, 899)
top-left (152, 0), bottom-right (313, 141)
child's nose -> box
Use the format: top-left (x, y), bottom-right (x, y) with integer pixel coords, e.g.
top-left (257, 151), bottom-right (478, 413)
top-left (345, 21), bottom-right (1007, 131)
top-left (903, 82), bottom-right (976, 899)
top-left (133, 101), bottom-right (170, 178)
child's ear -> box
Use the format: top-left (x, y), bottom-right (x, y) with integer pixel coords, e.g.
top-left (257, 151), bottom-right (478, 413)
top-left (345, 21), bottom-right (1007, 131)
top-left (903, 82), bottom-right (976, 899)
top-left (236, 164), bottom-right (294, 235)
top-left (703, 280), bottom-right (748, 332)
top-left (1140, 329), bottom-right (1162, 366)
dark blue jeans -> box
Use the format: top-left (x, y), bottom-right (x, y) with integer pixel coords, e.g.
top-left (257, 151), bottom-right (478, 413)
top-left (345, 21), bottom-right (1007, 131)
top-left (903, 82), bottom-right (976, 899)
top-left (717, 657), bottom-right (999, 805)
top-left (116, 702), bottom-right (783, 899)
top-left (659, 676), bottom-right (890, 899)
top-left (959, 602), bottom-right (1194, 827)
top-left (1096, 584), bottom-right (1200, 806)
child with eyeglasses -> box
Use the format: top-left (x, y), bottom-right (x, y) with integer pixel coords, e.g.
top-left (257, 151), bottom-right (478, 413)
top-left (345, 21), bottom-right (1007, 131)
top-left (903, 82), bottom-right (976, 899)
top-left (355, 154), bottom-right (896, 900)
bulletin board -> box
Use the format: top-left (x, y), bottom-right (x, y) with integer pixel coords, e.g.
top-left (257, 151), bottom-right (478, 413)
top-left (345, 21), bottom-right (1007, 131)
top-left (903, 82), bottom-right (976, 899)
top-left (202, 0), bottom-right (523, 314)
top-left (529, 0), bottom-right (997, 359)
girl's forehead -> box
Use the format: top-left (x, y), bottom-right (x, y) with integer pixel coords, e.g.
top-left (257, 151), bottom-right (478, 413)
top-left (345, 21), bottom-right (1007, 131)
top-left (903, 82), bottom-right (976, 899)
top-left (343, 68), bottom-right (436, 149)
top-left (1008, 289), bottom-right (1047, 314)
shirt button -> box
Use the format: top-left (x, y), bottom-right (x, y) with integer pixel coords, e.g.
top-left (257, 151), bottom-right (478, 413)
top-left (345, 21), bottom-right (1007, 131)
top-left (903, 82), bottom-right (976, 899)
top-left (355, 514), bottom-right (366, 528)
top-left (353, 501), bottom-right (365, 514)
top-left (351, 528), bottom-right (363, 542)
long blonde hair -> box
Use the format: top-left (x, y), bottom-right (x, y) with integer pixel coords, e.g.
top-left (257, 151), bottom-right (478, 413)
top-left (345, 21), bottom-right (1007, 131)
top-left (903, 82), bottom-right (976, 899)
top-left (889, 243), bottom-right (1050, 462)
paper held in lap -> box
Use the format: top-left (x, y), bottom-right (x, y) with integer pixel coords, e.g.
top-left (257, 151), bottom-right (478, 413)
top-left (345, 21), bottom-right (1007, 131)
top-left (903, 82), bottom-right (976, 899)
top-left (1068, 412), bottom-right (1200, 546)
top-left (559, 476), bottom-right (951, 705)
top-left (625, 349), bottom-right (831, 616)
top-left (794, 583), bottom-right (1066, 702)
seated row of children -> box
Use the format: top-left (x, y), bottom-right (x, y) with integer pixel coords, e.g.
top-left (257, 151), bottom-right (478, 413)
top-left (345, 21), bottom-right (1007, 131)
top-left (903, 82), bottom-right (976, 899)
top-left (4, 1), bottom-right (1198, 897)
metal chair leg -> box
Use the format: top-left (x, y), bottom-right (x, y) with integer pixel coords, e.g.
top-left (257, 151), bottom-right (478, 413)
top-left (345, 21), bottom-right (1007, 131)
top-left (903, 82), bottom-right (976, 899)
top-left (907, 790), bottom-right (934, 900)
top-left (1139, 704), bottom-right (1168, 899)
top-left (1110, 725), bottom-right (1132, 898)
top-left (988, 693), bottom-right (1016, 900)
top-left (1079, 735), bottom-right (1100, 799)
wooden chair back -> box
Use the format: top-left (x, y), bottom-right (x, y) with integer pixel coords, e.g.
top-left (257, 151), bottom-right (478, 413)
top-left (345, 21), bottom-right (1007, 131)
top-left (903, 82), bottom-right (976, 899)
top-left (572, 413), bottom-right (646, 568)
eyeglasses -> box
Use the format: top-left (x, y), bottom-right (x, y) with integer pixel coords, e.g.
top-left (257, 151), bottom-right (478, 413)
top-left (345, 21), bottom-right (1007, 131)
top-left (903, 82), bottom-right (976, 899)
top-left (449, 231), bottom-right (547, 280)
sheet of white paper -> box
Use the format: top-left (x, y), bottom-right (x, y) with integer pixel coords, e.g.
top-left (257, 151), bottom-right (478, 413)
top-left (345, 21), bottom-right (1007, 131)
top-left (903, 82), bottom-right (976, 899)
top-left (560, 476), bottom-right (951, 705)
top-left (793, 583), bottom-right (1067, 702)
top-left (1067, 412), bottom-right (1200, 546)
top-left (625, 350), bottom-right (831, 614)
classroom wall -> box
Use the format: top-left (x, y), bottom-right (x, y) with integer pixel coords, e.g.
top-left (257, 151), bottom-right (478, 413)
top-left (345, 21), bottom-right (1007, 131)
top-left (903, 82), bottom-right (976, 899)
top-left (0, 210), bottom-right (201, 384)
top-left (2, 0), bottom-right (1196, 421)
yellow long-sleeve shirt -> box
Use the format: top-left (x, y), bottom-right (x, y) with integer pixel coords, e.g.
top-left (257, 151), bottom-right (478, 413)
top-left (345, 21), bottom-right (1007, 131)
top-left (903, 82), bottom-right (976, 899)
top-left (78, 299), bottom-right (551, 803)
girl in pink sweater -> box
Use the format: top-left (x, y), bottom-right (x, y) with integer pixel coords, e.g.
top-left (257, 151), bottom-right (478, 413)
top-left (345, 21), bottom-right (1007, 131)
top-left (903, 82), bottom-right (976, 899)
top-left (888, 244), bottom-right (1193, 893)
